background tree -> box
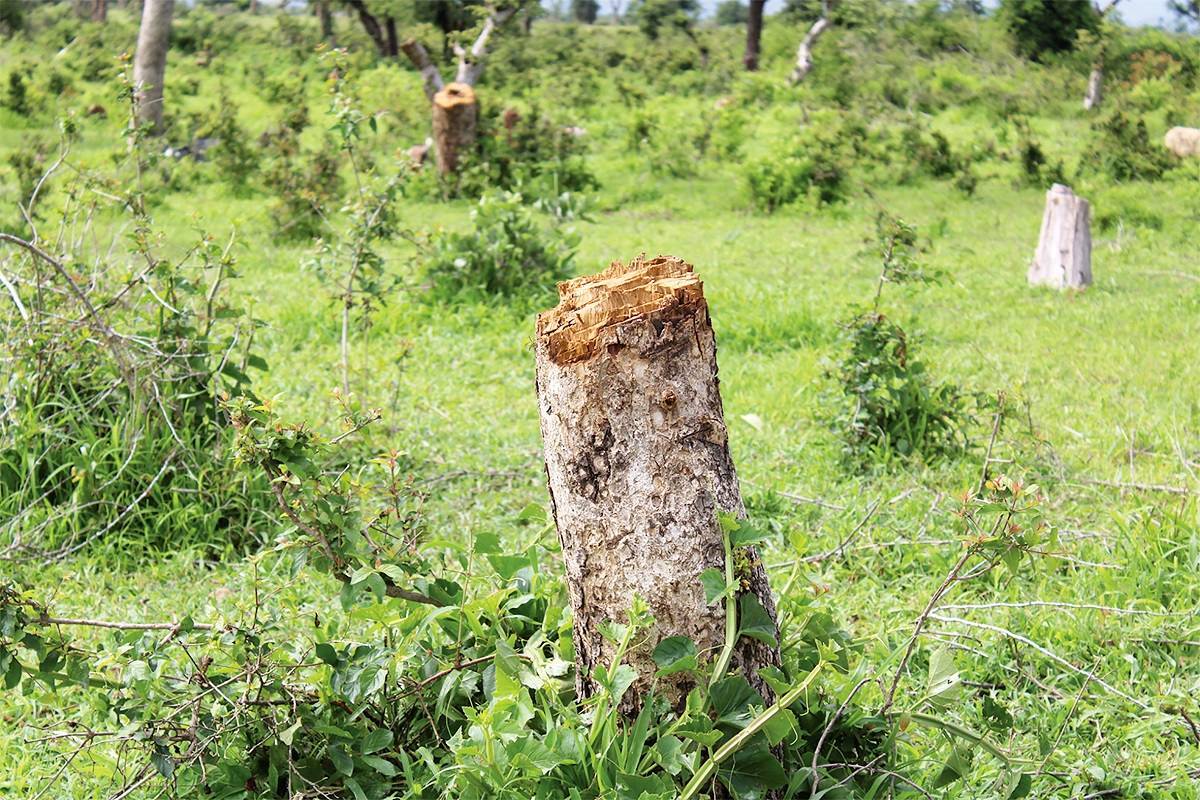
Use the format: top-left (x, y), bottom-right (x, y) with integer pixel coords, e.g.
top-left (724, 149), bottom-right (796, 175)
top-left (999, 0), bottom-right (1099, 61)
top-left (632, 0), bottom-right (698, 40)
top-left (1169, 0), bottom-right (1199, 28)
top-left (572, 0), bottom-right (599, 23)
top-left (741, 0), bottom-right (763, 69)
top-left (133, 0), bottom-right (174, 133)
top-left (92, 0), bottom-right (106, 23)
top-left (716, 0), bottom-right (747, 25)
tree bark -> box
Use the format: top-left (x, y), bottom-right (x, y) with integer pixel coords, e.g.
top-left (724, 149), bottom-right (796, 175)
top-left (401, 39), bottom-right (445, 101)
top-left (343, 0), bottom-right (393, 58)
top-left (1083, 62), bottom-right (1103, 110)
top-left (317, 0), bottom-right (335, 44)
top-left (743, 0), bottom-right (765, 70)
top-left (133, 0), bottom-right (174, 134)
top-left (789, 15), bottom-right (829, 84)
top-left (431, 82), bottom-right (478, 176)
top-left (536, 255), bottom-right (781, 713)
top-left (91, 0), bottom-right (107, 23)
top-left (1029, 184), bottom-right (1092, 290)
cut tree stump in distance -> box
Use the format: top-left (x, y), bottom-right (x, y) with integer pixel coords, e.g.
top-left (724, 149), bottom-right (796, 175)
top-left (431, 83), bottom-right (478, 177)
top-left (1029, 183), bottom-right (1092, 290)
top-left (535, 255), bottom-right (781, 713)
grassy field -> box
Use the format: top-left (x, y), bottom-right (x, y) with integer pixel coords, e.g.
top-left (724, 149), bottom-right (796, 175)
top-left (3, 6), bottom-right (1200, 798)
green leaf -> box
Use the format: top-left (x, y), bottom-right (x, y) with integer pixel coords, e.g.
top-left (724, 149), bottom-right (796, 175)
top-left (652, 735), bottom-right (686, 776)
top-left (700, 568), bottom-right (728, 605)
top-left (933, 747), bottom-right (971, 788)
top-left (717, 740), bottom-right (785, 798)
top-left (329, 743), bottom-right (354, 776)
top-left (278, 720), bottom-right (301, 746)
top-left (652, 636), bottom-right (699, 676)
top-left (1007, 772), bottom-right (1033, 800)
top-left (728, 520), bottom-right (770, 548)
top-left (737, 595), bottom-right (778, 647)
top-left (344, 776), bottom-right (367, 800)
top-left (315, 643), bottom-right (339, 666)
top-left (361, 755), bottom-right (398, 777)
top-left (982, 695), bottom-right (1013, 732)
top-left (360, 728), bottom-right (392, 754)
top-left (762, 707), bottom-right (797, 746)
top-left (150, 748), bottom-right (174, 779)
top-left (4, 657), bottom-right (21, 690)
top-left (926, 647), bottom-right (962, 707)
top-left (710, 676), bottom-right (763, 731)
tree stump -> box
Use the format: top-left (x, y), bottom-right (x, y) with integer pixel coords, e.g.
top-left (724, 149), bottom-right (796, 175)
top-left (431, 83), bottom-right (478, 176)
top-left (535, 255), bottom-right (781, 713)
top-left (1029, 184), bottom-right (1092, 290)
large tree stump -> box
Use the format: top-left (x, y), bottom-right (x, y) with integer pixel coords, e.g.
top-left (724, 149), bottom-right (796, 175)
top-left (431, 83), bottom-right (478, 176)
top-left (535, 255), bottom-right (781, 713)
top-left (1029, 184), bottom-right (1092, 290)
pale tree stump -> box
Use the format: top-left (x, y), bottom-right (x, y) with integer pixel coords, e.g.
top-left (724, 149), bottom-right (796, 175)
top-left (431, 83), bottom-right (478, 176)
top-left (1029, 184), bottom-right (1092, 290)
top-left (536, 255), bottom-right (781, 713)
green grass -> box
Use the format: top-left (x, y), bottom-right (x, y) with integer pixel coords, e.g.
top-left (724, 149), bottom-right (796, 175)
top-left (3, 7), bottom-right (1200, 798)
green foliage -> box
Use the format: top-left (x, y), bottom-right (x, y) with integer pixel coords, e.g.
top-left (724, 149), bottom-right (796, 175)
top-left (572, 0), bottom-right (600, 23)
top-left (827, 216), bottom-right (969, 467)
top-left (1079, 108), bottom-right (1174, 182)
top-left (3, 68), bottom-right (28, 116)
top-left (632, 0), bottom-right (699, 40)
top-left (420, 191), bottom-right (578, 302)
top-left (998, 0), bottom-right (1098, 61)
top-left (715, 0), bottom-right (748, 26)
top-left (744, 127), bottom-right (850, 212)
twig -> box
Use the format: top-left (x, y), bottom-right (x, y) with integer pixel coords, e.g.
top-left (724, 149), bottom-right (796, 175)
top-left (36, 616), bottom-right (214, 632)
top-left (1077, 478), bottom-right (1197, 496)
top-left (810, 675), bottom-right (874, 800)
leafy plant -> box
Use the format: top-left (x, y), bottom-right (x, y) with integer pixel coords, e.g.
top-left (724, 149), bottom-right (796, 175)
top-left (420, 191), bottom-right (579, 303)
top-left (826, 215), bottom-right (969, 467)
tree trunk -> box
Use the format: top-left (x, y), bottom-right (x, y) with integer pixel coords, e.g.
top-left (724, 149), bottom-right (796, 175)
top-left (431, 82), bottom-right (478, 176)
top-left (133, 0), bottom-right (174, 134)
top-left (743, 0), bottom-right (765, 70)
top-left (91, 0), bottom-right (107, 23)
top-left (343, 0), bottom-right (390, 58)
top-left (789, 16), bottom-right (829, 84)
top-left (535, 255), bottom-right (781, 713)
top-left (1083, 62), bottom-right (1103, 110)
top-left (1029, 184), bottom-right (1092, 290)
top-left (317, 0), bottom-right (335, 44)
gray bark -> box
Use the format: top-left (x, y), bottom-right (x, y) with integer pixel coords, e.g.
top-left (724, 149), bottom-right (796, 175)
top-left (1029, 184), bottom-right (1092, 290)
top-left (789, 15), bottom-right (829, 84)
top-left (132, 0), bottom-right (173, 134)
top-left (536, 255), bottom-right (781, 713)
top-left (1083, 63), bottom-right (1103, 110)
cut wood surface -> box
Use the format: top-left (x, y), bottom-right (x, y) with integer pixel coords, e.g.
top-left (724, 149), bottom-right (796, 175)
top-left (536, 255), bottom-right (780, 712)
top-left (431, 83), bottom-right (478, 176)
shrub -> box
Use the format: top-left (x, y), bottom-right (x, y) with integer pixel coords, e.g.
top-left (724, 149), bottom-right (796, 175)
top-left (4, 69), bottom-right (28, 116)
top-left (998, 0), bottom-right (1097, 61)
top-left (826, 215), bottom-right (969, 467)
top-left (420, 192), bottom-right (578, 302)
top-left (744, 124), bottom-right (851, 212)
top-left (1079, 108), bottom-right (1173, 182)
top-left (0, 172), bottom-right (271, 556)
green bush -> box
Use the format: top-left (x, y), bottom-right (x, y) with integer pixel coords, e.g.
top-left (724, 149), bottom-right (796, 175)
top-left (420, 192), bottom-right (579, 302)
top-left (744, 126), bottom-right (851, 212)
top-left (1079, 108), bottom-right (1173, 182)
top-left (998, 0), bottom-right (1097, 61)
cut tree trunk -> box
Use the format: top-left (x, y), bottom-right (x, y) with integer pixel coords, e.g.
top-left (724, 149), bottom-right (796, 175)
top-left (536, 255), bottom-right (781, 713)
top-left (431, 83), bottom-right (478, 176)
top-left (1083, 62), bottom-right (1103, 110)
top-left (1029, 184), bottom-right (1092, 290)
top-left (132, 0), bottom-right (174, 134)
top-left (789, 15), bottom-right (829, 84)
top-left (743, 0), bottom-right (765, 71)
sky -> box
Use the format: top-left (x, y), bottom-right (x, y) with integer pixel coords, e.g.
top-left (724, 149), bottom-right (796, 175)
top-left (692, 0), bottom-right (1185, 28)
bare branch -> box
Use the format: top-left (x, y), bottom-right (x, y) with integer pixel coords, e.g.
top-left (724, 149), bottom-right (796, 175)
top-left (401, 39), bottom-right (444, 101)
top-left (455, 6), bottom-right (518, 86)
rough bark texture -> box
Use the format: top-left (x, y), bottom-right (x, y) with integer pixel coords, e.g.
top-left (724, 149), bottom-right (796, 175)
top-left (743, 0), bottom-right (765, 70)
top-left (1029, 184), bottom-right (1092, 290)
top-left (790, 16), bottom-right (829, 84)
top-left (132, 0), bottom-right (174, 134)
top-left (536, 255), bottom-right (781, 713)
top-left (431, 83), bottom-right (478, 176)
top-left (1083, 63), bottom-right (1103, 110)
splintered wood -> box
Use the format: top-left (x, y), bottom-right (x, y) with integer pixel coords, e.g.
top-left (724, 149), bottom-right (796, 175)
top-left (535, 255), bottom-right (780, 714)
top-left (536, 255), bottom-right (707, 365)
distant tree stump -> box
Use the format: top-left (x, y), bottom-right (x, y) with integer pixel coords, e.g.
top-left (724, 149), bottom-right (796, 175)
top-left (431, 83), bottom-right (478, 176)
top-left (535, 255), bottom-right (781, 713)
top-left (1029, 184), bottom-right (1092, 290)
